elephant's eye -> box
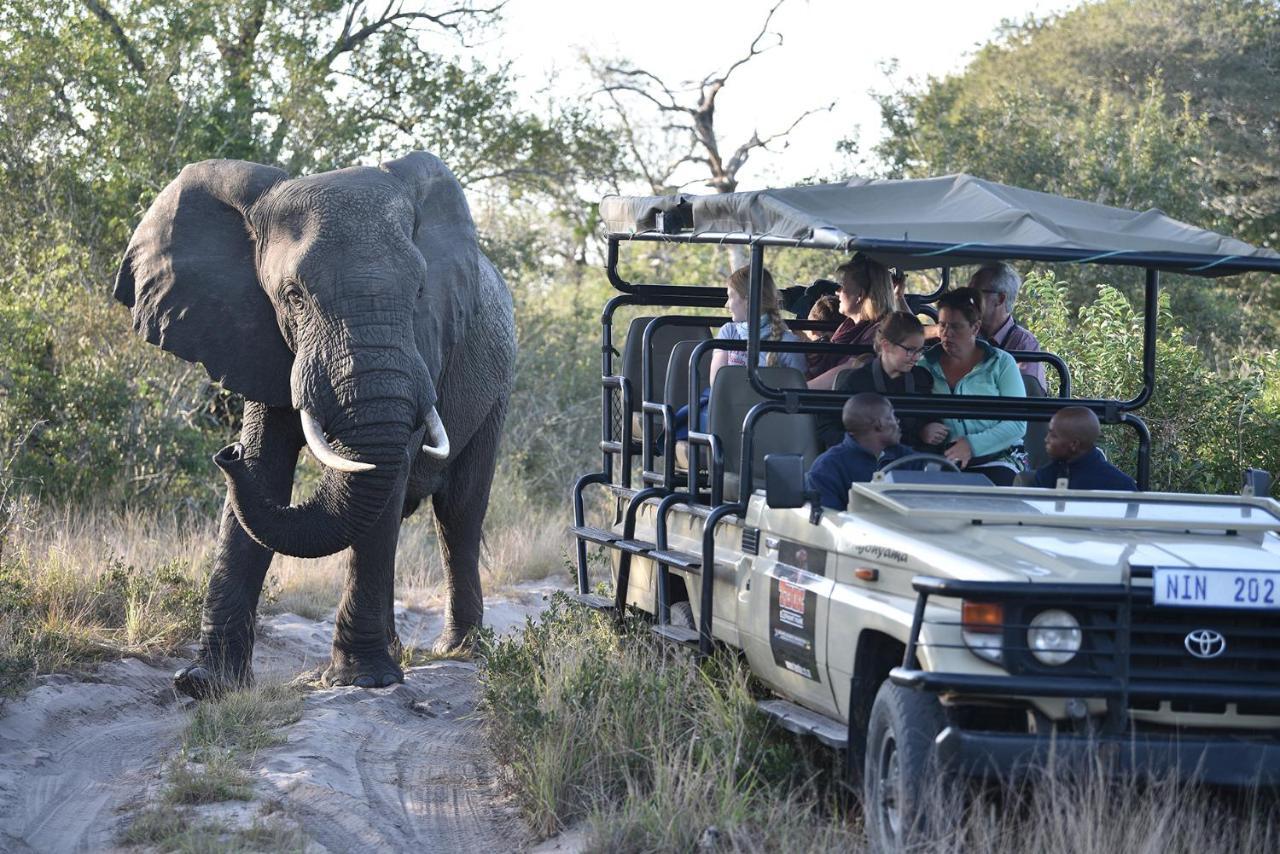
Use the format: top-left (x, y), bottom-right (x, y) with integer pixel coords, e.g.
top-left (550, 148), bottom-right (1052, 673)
top-left (283, 283), bottom-right (306, 311)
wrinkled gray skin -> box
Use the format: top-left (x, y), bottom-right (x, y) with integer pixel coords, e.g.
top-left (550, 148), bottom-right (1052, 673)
top-left (114, 152), bottom-right (515, 697)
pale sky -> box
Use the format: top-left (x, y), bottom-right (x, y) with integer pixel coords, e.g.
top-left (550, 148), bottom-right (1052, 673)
top-left (455, 0), bottom-right (1078, 192)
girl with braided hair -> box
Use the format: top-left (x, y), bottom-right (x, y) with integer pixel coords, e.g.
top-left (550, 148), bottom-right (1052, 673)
top-left (672, 265), bottom-right (804, 441)
top-left (709, 265), bottom-right (806, 383)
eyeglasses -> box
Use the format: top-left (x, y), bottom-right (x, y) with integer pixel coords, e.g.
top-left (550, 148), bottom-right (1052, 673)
top-left (888, 340), bottom-right (925, 358)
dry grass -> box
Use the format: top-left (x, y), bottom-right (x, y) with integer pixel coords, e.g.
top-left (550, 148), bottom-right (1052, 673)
top-left (0, 505), bottom-right (211, 691)
top-left (119, 681), bottom-right (306, 847)
top-left (915, 760), bottom-right (1280, 854)
top-left (479, 595), bottom-right (860, 850)
top-left (270, 476), bottom-right (572, 618)
top-left (0, 477), bottom-right (570, 687)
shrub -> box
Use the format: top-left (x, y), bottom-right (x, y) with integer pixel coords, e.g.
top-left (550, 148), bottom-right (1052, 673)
top-left (0, 546), bottom-right (206, 691)
top-left (1021, 273), bottom-right (1280, 494)
top-left (0, 280), bottom-right (231, 510)
top-left (478, 595), bottom-right (857, 850)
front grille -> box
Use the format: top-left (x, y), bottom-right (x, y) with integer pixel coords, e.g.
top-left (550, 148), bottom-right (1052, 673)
top-left (1003, 586), bottom-right (1280, 710)
top-left (1128, 593), bottom-right (1280, 684)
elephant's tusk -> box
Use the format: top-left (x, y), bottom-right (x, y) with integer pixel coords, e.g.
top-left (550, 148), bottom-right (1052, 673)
top-left (301, 409), bottom-right (376, 473)
top-left (422, 406), bottom-right (450, 460)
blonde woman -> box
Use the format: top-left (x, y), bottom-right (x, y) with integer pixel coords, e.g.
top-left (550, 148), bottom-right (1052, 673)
top-left (807, 253), bottom-right (896, 387)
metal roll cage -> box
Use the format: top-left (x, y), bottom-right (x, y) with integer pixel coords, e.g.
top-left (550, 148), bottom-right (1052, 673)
top-left (574, 228), bottom-right (1230, 655)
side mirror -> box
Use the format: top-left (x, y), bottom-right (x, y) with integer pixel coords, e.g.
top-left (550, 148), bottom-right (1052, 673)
top-left (765, 453), bottom-right (807, 508)
top-left (764, 454), bottom-right (823, 523)
top-left (1242, 468), bottom-right (1272, 497)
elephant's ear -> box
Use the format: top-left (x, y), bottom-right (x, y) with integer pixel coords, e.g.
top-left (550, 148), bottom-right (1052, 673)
top-left (379, 151), bottom-right (479, 385)
top-left (114, 159), bottom-right (294, 406)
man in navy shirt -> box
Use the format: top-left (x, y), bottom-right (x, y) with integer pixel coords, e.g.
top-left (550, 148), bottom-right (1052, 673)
top-left (806, 393), bottom-right (915, 510)
top-left (1034, 406), bottom-right (1137, 491)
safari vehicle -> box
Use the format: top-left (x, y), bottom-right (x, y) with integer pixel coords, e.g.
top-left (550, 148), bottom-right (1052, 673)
top-left (568, 175), bottom-right (1280, 847)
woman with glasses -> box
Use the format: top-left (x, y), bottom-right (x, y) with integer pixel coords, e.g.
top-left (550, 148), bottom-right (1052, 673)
top-left (922, 287), bottom-right (1027, 485)
top-left (806, 253), bottom-right (897, 385)
top-left (816, 312), bottom-right (948, 450)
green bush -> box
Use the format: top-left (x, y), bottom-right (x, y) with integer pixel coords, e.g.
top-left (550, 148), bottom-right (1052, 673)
top-left (1021, 273), bottom-right (1280, 494)
top-left (478, 594), bottom-right (856, 850)
top-left (0, 279), bottom-right (231, 510)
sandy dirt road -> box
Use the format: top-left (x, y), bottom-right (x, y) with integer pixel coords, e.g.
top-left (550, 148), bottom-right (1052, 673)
top-left (0, 584), bottom-right (558, 852)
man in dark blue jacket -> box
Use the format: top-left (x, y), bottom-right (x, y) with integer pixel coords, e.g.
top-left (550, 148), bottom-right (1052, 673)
top-left (1034, 406), bottom-right (1137, 491)
top-left (806, 393), bottom-right (915, 510)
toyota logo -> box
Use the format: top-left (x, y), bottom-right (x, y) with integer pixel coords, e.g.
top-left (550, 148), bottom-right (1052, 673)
top-left (1184, 629), bottom-right (1227, 659)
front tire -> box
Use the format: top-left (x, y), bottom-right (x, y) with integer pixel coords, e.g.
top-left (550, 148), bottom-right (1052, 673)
top-left (863, 682), bottom-right (946, 851)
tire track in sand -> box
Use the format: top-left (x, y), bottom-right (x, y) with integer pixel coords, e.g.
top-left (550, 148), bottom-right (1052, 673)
top-left (0, 658), bottom-right (184, 852)
top-left (255, 660), bottom-right (526, 851)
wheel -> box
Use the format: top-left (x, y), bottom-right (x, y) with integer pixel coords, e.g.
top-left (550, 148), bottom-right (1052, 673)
top-left (877, 452), bottom-right (961, 474)
top-left (863, 681), bottom-right (946, 851)
top-left (668, 601), bottom-right (695, 630)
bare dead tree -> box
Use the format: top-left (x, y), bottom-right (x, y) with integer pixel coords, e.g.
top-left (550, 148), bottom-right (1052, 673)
top-left (588, 0), bottom-right (834, 196)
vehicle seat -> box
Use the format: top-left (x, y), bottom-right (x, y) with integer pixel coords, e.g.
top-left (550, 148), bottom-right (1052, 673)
top-left (664, 338), bottom-right (712, 423)
top-left (682, 365), bottom-right (818, 501)
top-left (621, 316), bottom-right (711, 438)
top-left (1021, 373), bottom-right (1049, 471)
top-left (832, 367), bottom-right (856, 391)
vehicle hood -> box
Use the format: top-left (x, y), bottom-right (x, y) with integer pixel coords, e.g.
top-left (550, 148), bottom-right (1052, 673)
top-left (835, 513), bottom-right (1280, 585)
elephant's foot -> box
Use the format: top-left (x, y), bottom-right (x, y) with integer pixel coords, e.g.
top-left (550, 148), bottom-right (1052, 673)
top-left (431, 622), bottom-right (479, 657)
top-left (173, 658), bottom-right (251, 701)
top-left (322, 647), bottom-right (404, 688)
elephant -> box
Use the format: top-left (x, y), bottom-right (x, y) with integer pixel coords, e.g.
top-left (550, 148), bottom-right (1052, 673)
top-left (114, 151), bottom-right (516, 698)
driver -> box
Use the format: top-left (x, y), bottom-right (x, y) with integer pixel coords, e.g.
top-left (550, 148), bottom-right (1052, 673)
top-left (806, 393), bottom-right (915, 510)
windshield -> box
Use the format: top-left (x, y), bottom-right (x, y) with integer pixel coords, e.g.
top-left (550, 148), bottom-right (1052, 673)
top-left (869, 489), bottom-right (1280, 529)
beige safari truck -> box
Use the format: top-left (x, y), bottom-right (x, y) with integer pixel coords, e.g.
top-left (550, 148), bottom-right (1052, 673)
top-left (568, 175), bottom-right (1280, 849)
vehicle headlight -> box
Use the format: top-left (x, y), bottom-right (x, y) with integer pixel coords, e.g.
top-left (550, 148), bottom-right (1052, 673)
top-left (961, 601), bottom-right (1004, 665)
top-left (1027, 609), bottom-right (1082, 666)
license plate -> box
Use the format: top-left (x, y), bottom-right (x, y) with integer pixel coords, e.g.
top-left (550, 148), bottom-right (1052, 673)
top-left (1153, 567), bottom-right (1280, 609)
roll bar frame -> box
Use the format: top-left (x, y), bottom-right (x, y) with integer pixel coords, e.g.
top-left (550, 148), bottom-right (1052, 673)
top-left (575, 232), bottom-right (1170, 653)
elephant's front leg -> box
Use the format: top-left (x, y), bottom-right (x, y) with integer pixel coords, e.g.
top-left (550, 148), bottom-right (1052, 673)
top-left (432, 402), bottom-right (506, 654)
top-left (175, 402), bottom-right (301, 700)
top-left (321, 458), bottom-right (410, 688)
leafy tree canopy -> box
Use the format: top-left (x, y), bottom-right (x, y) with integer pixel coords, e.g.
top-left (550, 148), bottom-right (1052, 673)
top-left (0, 0), bottom-right (620, 260)
top-left (0, 0), bottom-right (626, 507)
top-left (871, 0), bottom-right (1279, 249)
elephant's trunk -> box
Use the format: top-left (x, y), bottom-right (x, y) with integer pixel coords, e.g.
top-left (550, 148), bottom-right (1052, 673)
top-left (215, 401), bottom-right (422, 559)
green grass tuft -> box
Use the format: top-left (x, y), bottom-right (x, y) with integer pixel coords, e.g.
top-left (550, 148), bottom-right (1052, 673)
top-left (477, 593), bottom-right (858, 850)
top-left (184, 683), bottom-right (303, 754)
top-left (164, 753), bottom-right (255, 805)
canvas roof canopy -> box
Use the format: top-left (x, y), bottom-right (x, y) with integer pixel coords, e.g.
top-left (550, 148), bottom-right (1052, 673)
top-left (599, 174), bottom-right (1280, 277)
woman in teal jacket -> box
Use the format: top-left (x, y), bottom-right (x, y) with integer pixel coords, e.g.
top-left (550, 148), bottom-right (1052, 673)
top-left (923, 287), bottom-right (1026, 485)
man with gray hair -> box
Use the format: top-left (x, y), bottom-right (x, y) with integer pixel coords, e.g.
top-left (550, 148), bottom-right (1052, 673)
top-left (969, 262), bottom-right (1045, 387)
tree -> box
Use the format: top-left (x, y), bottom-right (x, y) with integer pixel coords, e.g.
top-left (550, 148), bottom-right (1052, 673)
top-left (587, 0), bottom-right (832, 197)
top-left (872, 0), bottom-right (1279, 247)
top-left (0, 0), bottom-right (625, 506)
top-left (868, 0), bottom-right (1280, 346)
